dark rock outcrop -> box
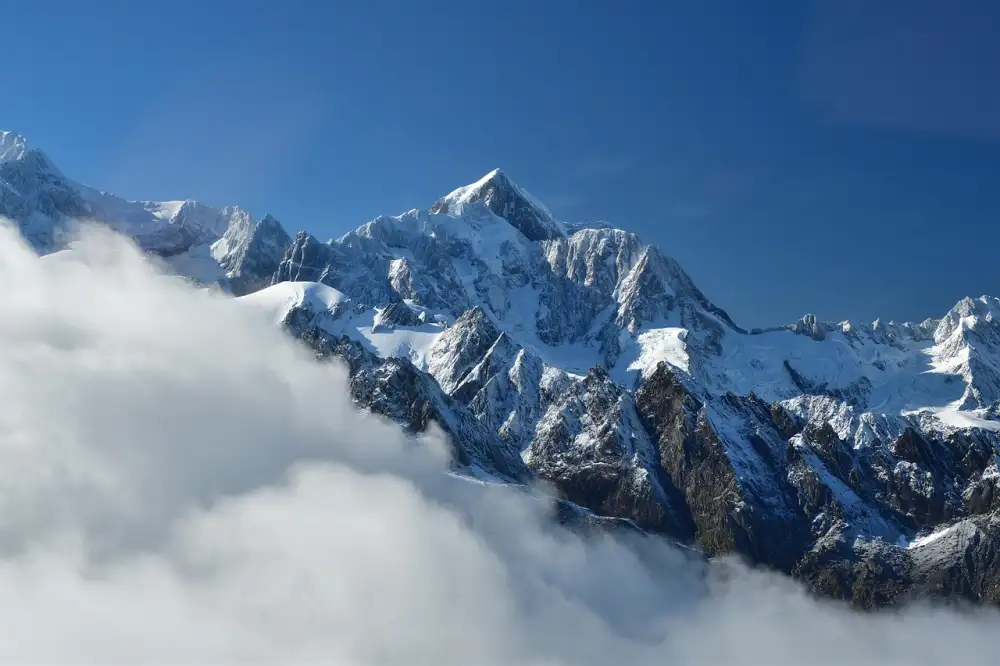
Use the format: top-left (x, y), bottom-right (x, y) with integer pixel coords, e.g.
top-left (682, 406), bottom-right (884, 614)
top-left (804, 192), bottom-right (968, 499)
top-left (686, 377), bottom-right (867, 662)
top-left (525, 365), bottom-right (696, 540)
top-left (287, 307), bottom-right (527, 481)
top-left (635, 363), bottom-right (810, 571)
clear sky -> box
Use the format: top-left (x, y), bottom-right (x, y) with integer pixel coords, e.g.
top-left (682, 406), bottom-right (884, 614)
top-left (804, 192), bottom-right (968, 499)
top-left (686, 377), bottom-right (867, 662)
top-left (4, 0), bottom-right (999, 328)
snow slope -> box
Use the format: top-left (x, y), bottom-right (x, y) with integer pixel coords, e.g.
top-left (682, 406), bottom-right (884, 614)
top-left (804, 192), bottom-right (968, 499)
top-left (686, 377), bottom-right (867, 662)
top-left (238, 281), bottom-right (448, 368)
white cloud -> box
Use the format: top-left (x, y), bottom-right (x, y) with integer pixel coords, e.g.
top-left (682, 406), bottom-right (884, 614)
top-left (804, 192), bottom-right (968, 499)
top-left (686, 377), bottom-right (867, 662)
top-left (0, 220), bottom-right (998, 664)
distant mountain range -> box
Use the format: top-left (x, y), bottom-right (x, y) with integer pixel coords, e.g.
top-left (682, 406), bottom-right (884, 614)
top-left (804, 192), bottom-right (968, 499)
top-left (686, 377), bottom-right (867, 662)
top-left (4, 128), bottom-right (999, 607)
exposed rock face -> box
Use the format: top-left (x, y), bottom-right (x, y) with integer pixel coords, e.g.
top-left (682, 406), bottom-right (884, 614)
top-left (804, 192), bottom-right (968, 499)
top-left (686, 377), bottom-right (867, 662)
top-left (525, 365), bottom-right (695, 539)
top-left (635, 365), bottom-right (808, 571)
top-left (426, 307), bottom-right (504, 392)
top-left (907, 515), bottom-right (1000, 603)
top-left (796, 515), bottom-right (1000, 608)
top-left (790, 314), bottom-right (826, 341)
top-left (372, 302), bottom-right (422, 331)
top-left (212, 211), bottom-right (291, 295)
top-left (284, 304), bottom-right (527, 481)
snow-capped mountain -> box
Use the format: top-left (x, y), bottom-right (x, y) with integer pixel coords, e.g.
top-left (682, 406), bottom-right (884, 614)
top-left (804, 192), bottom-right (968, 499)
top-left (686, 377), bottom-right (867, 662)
top-left (256, 168), bottom-right (1000, 606)
top-left (5, 128), bottom-right (1000, 607)
top-left (0, 130), bottom-right (291, 291)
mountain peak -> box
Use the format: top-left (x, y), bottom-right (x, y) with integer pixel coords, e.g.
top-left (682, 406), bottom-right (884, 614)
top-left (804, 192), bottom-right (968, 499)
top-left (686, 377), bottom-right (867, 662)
top-left (0, 130), bottom-right (29, 164)
top-left (0, 129), bottom-right (66, 187)
top-left (435, 168), bottom-right (518, 207)
top-left (430, 168), bottom-right (565, 242)
top-left (484, 166), bottom-right (505, 181)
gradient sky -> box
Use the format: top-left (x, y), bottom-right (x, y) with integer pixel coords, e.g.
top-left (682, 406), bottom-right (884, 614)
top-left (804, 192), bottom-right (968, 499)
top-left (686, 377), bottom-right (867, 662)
top-left (4, 0), bottom-right (999, 328)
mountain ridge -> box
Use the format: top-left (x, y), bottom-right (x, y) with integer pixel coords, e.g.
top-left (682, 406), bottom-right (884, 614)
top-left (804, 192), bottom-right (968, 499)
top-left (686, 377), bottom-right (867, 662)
top-left (0, 127), bottom-right (976, 332)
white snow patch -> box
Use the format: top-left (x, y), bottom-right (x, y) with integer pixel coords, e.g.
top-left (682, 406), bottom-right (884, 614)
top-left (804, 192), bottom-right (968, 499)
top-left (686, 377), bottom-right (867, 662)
top-left (907, 406), bottom-right (1000, 432)
top-left (236, 281), bottom-right (447, 368)
top-left (361, 317), bottom-right (444, 368)
top-left (625, 327), bottom-right (689, 377)
top-left (236, 281), bottom-right (349, 326)
top-left (907, 523), bottom-right (964, 550)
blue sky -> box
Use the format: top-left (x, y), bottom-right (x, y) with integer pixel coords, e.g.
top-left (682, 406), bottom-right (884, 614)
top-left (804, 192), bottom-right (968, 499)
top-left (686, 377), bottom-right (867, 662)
top-left (4, 0), bottom-right (999, 327)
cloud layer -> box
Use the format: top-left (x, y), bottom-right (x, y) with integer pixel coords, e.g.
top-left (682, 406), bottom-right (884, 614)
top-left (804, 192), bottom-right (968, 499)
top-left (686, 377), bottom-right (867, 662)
top-left (0, 221), bottom-right (998, 664)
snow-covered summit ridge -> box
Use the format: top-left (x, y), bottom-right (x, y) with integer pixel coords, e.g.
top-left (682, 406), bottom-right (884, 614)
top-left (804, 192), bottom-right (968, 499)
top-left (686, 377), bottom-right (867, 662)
top-left (781, 295), bottom-right (997, 347)
top-left (431, 168), bottom-right (565, 241)
top-left (761, 313), bottom-right (940, 346)
top-left (0, 130), bottom-right (30, 164)
top-left (276, 175), bottom-right (745, 383)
